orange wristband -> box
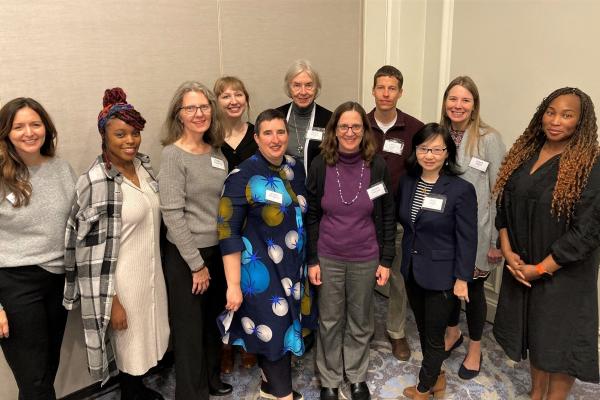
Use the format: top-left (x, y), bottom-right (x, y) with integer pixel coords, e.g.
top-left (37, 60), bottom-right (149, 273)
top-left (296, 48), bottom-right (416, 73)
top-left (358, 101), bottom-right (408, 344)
top-left (535, 263), bottom-right (552, 276)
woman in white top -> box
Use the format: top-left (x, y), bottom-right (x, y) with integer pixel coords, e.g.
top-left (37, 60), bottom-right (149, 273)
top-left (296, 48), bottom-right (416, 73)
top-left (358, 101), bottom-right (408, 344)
top-left (66, 88), bottom-right (169, 398)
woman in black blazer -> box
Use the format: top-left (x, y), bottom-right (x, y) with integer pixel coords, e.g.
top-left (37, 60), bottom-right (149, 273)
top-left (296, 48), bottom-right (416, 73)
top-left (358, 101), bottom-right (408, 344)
top-left (396, 123), bottom-right (477, 399)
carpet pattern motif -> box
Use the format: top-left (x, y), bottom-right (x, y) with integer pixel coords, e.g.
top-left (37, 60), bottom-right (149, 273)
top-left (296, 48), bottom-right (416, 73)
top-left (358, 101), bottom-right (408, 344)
top-left (87, 294), bottom-right (599, 399)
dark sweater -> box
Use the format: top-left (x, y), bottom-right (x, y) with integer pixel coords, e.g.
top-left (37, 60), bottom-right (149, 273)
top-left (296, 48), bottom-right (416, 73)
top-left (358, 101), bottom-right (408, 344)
top-left (306, 153), bottom-right (396, 267)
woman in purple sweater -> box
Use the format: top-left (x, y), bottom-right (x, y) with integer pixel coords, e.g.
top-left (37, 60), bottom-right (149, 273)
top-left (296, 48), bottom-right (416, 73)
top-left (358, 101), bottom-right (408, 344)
top-left (306, 101), bottom-right (396, 400)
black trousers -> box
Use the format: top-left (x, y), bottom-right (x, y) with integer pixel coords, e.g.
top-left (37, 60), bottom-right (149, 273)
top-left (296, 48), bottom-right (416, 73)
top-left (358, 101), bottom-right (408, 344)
top-left (163, 241), bottom-right (226, 400)
top-left (258, 353), bottom-right (292, 397)
top-left (405, 268), bottom-right (455, 392)
top-left (448, 274), bottom-right (488, 341)
top-left (0, 266), bottom-right (67, 400)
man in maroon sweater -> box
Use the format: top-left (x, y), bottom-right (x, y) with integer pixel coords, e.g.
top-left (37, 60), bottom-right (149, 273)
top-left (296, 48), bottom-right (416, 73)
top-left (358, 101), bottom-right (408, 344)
top-left (369, 65), bottom-right (424, 361)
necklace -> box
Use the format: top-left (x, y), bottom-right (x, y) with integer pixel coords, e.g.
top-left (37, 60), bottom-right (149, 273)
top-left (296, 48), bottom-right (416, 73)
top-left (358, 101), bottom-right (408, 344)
top-left (335, 161), bottom-right (365, 205)
top-left (290, 112), bottom-right (304, 154)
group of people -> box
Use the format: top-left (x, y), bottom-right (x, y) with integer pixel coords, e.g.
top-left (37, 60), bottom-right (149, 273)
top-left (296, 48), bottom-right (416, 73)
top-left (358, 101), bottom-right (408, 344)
top-left (0, 59), bottom-right (599, 400)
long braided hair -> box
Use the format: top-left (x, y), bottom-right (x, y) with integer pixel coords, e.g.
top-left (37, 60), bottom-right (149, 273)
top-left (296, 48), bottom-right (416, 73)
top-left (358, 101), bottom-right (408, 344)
top-left (493, 87), bottom-right (598, 220)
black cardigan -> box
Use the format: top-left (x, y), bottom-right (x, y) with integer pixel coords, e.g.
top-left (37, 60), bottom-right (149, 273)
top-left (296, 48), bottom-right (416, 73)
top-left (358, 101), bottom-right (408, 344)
top-left (276, 102), bottom-right (332, 170)
top-left (306, 153), bottom-right (396, 267)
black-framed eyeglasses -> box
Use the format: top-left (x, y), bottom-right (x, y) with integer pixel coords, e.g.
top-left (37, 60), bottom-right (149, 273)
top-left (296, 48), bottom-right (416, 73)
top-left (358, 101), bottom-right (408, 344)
top-left (337, 124), bottom-right (363, 134)
top-left (415, 146), bottom-right (447, 155)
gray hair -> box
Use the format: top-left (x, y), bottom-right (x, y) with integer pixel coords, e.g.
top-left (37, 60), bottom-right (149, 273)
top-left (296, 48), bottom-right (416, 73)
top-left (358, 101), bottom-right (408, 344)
top-left (161, 81), bottom-right (224, 147)
top-left (283, 59), bottom-right (322, 99)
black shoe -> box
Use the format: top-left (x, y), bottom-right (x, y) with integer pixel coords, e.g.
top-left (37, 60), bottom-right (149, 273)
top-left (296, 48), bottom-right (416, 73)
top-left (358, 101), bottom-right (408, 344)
top-left (209, 382), bottom-right (233, 396)
top-left (445, 333), bottom-right (464, 358)
top-left (458, 352), bottom-right (482, 380)
top-left (320, 387), bottom-right (338, 400)
top-left (349, 382), bottom-right (370, 400)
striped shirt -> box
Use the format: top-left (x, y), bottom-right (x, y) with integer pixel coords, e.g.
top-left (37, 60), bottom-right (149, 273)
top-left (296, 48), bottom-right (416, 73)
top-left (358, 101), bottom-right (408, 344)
top-left (411, 178), bottom-right (435, 222)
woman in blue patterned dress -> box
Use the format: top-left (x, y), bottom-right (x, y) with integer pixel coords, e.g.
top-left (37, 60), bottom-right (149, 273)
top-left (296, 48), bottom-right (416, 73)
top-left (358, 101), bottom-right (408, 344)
top-left (218, 109), bottom-right (306, 400)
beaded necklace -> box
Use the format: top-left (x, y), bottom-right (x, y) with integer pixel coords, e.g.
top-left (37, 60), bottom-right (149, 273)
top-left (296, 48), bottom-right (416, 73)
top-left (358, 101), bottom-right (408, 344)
top-left (335, 160), bottom-right (365, 205)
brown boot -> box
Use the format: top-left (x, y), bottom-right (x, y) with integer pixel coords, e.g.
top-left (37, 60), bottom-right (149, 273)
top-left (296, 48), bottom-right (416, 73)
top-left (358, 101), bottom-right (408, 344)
top-left (402, 385), bottom-right (430, 399)
top-left (402, 371), bottom-right (446, 399)
top-left (220, 344), bottom-right (234, 374)
top-left (240, 349), bottom-right (257, 369)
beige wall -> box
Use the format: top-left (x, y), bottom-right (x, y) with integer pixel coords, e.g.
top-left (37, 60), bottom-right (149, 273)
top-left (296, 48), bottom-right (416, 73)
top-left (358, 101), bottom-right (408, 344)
top-left (0, 1), bottom-right (362, 397)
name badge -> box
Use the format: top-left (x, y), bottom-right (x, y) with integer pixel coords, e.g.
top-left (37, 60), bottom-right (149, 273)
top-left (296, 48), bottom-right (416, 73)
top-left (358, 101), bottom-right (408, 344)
top-left (265, 190), bottom-right (283, 204)
top-left (468, 157), bottom-right (489, 172)
top-left (383, 139), bottom-right (404, 155)
top-left (367, 181), bottom-right (387, 200)
top-left (147, 178), bottom-right (159, 193)
top-left (211, 157), bottom-right (226, 170)
top-left (6, 192), bottom-right (16, 205)
top-left (306, 129), bottom-right (323, 141)
top-left (421, 194), bottom-right (446, 213)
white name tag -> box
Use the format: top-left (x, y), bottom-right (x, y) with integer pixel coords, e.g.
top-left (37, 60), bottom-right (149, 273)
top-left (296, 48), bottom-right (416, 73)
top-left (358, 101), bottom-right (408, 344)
top-left (367, 182), bottom-right (387, 200)
top-left (265, 190), bottom-right (283, 204)
top-left (306, 130), bottom-right (323, 141)
top-left (6, 192), bottom-right (16, 205)
top-left (383, 139), bottom-right (404, 155)
top-left (211, 157), bottom-right (226, 170)
top-left (422, 195), bottom-right (445, 212)
top-left (468, 157), bottom-right (489, 172)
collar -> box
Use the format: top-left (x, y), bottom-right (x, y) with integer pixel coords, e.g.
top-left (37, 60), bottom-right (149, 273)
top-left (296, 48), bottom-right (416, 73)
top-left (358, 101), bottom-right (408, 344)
top-left (368, 108), bottom-right (407, 130)
top-left (97, 153), bottom-right (151, 182)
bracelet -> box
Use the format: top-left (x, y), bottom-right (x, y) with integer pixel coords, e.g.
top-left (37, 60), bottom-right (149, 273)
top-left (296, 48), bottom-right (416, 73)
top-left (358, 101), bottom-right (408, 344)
top-left (535, 263), bottom-right (552, 276)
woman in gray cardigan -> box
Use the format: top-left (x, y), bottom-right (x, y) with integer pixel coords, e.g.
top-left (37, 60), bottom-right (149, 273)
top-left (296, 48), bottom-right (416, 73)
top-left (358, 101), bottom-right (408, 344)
top-left (439, 76), bottom-right (506, 379)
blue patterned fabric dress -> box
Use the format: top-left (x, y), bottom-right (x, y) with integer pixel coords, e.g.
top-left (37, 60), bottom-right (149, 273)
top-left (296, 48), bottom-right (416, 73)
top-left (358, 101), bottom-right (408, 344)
top-left (218, 152), bottom-right (307, 361)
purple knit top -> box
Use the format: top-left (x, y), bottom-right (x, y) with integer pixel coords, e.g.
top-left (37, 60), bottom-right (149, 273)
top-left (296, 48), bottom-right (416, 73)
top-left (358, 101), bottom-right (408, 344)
top-left (318, 151), bottom-right (379, 262)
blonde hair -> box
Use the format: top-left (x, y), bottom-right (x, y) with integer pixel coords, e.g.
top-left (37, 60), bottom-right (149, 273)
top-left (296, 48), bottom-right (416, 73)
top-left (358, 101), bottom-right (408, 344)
top-left (440, 76), bottom-right (495, 157)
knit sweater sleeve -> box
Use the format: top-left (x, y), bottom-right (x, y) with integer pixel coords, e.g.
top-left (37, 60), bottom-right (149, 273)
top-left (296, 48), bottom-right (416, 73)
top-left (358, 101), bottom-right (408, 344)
top-left (158, 146), bottom-right (205, 271)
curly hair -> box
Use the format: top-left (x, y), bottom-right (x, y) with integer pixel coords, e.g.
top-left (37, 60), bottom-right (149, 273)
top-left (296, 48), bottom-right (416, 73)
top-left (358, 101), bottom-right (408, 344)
top-left (493, 87), bottom-right (599, 220)
top-left (0, 98), bottom-right (57, 207)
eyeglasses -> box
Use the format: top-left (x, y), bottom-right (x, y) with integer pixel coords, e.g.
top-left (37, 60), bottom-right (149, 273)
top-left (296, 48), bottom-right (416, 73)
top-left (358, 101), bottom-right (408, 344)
top-left (337, 124), bottom-right (363, 134)
top-left (180, 104), bottom-right (211, 115)
top-left (415, 146), bottom-right (447, 155)
top-left (291, 82), bottom-right (314, 92)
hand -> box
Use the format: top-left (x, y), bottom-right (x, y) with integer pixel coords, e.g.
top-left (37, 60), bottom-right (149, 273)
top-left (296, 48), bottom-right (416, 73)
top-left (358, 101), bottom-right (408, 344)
top-left (502, 248), bottom-right (524, 270)
top-left (504, 263), bottom-right (532, 287)
top-left (308, 264), bottom-right (322, 286)
top-left (487, 247), bottom-right (503, 264)
top-left (192, 267), bottom-right (211, 295)
top-left (226, 285), bottom-right (243, 312)
top-left (511, 264), bottom-right (542, 287)
top-left (453, 279), bottom-right (469, 303)
top-left (0, 309), bottom-right (9, 339)
top-left (375, 266), bottom-right (390, 286)
top-left (110, 296), bottom-right (128, 331)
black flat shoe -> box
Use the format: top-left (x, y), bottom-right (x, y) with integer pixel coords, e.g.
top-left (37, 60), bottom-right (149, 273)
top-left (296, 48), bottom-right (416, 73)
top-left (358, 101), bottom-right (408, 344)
top-left (350, 382), bottom-right (370, 400)
top-left (445, 333), bottom-right (464, 358)
top-left (320, 387), bottom-right (339, 400)
top-left (458, 352), bottom-right (482, 380)
top-left (209, 382), bottom-right (233, 396)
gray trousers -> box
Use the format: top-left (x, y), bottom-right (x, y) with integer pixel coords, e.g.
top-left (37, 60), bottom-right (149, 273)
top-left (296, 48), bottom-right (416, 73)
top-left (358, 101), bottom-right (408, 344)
top-left (386, 224), bottom-right (408, 339)
top-left (316, 256), bottom-right (379, 387)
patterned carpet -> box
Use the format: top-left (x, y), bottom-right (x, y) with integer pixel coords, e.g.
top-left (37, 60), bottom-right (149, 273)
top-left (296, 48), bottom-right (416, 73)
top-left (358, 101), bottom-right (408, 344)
top-left (87, 293), bottom-right (599, 399)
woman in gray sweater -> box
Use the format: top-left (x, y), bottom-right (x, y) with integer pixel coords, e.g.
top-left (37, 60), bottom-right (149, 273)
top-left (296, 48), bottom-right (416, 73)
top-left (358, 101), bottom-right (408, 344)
top-left (0, 98), bottom-right (76, 399)
top-left (158, 81), bottom-right (231, 400)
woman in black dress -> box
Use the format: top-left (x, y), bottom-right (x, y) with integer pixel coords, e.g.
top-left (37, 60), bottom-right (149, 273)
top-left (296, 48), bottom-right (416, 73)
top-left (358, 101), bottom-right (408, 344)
top-left (493, 87), bottom-right (600, 399)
